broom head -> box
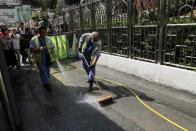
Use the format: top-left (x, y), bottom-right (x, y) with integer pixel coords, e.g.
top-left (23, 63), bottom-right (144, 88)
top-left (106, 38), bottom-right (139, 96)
top-left (97, 95), bottom-right (113, 106)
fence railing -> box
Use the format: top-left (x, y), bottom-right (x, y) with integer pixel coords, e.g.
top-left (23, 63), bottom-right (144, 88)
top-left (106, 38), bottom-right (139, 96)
top-left (0, 42), bottom-right (21, 130)
top-left (62, 0), bottom-right (196, 70)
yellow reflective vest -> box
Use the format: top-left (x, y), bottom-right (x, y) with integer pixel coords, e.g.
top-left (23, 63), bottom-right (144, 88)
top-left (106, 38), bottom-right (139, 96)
top-left (32, 36), bottom-right (56, 66)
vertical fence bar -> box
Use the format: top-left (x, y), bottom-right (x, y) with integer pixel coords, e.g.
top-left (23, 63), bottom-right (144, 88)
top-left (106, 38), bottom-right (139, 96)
top-left (0, 44), bottom-right (20, 131)
top-left (157, 0), bottom-right (167, 64)
top-left (90, 1), bottom-right (96, 30)
top-left (127, 0), bottom-right (134, 58)
top-left (0, 85), bottom-right (9, 131)
top-left (55, 35), bottom-right (60, 59)
top-left (106, 0), bottom-right (112, 54)
top-left (79, 5), bottom-right (84, 33)
top-left (69, 9), bottom-right (73, 31)
top-left (62, 11), bottom-right (67, 32)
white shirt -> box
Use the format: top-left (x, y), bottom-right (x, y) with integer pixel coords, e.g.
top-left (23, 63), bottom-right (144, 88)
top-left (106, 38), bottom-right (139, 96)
top-left (18, 28), bottom-right (25, 35)
top-left (12, 34), bottom-right (20, 49)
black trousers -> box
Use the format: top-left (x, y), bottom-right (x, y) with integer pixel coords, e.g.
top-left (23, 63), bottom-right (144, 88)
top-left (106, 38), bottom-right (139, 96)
top-left (20, 40), bottom-right (28, 62)
top-left (4, 49), bottom-right (17, 67)
top-left (20, 47), bottom-right (27, 62)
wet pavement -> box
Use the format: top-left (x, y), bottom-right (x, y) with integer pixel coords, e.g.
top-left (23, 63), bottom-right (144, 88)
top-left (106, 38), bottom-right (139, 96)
top-left (10, 59), bottom-right (196, 131)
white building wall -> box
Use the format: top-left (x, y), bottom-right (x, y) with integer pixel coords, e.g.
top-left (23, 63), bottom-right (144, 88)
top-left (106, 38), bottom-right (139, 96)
top-left (98, 53), bottom-right (196, 94)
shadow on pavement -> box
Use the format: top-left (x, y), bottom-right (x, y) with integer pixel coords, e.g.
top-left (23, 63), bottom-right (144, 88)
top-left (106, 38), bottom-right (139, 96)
top-left (97, 81), bottom-right (154, 102)
top-left (10, 65), bottom-right (126, 131)
top-left (50, 60), bottom-right (155, 102)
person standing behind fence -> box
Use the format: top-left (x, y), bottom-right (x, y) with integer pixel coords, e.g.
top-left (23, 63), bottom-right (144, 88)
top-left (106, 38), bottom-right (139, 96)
top-left (48, 25), bottom-right (57, 35)
top-left (25, 27), bottom-right (34, 64)
top-left (0, 28), bottom-right (11, 67)
top-left (18, 23), bottom-right (28, 64)
top-left (0, 27), bottom-right (17, 69)
top-left (30, 26), bottom-right (56, 91)
top-left (0, 31), bottom-right (2, 39)
top-left (10, 28), bottom-right (21, 68)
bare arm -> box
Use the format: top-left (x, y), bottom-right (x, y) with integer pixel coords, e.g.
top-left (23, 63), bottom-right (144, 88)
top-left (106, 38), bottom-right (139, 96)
top-left (91, 56), bottom-right (99, 66)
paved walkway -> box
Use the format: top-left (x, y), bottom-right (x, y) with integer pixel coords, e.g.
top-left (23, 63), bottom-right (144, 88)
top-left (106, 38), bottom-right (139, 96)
top-left (10, 59), bottom-right (196, 131)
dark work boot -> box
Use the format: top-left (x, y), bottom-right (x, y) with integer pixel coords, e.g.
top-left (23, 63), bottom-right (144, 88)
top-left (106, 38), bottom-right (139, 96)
top-left (43, 84), bottom-right (52, 92)
top-left (86, 79), bottom-right (91, 83)
top-left (88, 80), bottom-right (93, 92)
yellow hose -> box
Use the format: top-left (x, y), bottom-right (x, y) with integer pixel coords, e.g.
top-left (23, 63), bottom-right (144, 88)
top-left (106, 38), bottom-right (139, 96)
top-left (76, 68), bottom-right (189, 131)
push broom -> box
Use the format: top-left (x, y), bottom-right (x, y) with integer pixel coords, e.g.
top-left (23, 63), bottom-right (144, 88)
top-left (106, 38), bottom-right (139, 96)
top-left (82, 54), bottom-right (113, 106)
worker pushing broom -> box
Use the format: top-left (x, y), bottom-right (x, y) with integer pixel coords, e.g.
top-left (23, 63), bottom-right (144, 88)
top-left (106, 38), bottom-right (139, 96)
top-left (78, 32), bottom-right (113, 106)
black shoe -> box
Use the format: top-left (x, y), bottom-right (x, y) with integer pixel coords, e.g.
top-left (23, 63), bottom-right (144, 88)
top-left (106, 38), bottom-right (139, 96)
top-left (86, 79), bottom-right (91, 83)
top-left (88, 82), bottom-right (93, 92)
top-left (86, 79), bottom-right (94, 83)
top-left (43, 84), bottom-right (52, 92)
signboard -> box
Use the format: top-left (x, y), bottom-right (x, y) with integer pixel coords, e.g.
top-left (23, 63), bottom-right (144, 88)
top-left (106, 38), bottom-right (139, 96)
top-left (15, 5), bottom-right (32, 23)
top-left (0, 8), bottom-right (17, 24)
top-left (0, 5), bottom-right (32, 24)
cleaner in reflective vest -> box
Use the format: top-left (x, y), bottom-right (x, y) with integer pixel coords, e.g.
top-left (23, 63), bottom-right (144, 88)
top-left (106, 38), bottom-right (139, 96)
top-left (80, 32), bottom-right (102, 92)
top-left (78, 33), bottom-right (91, 59)
top-left (30, 26), bottom-right (56, 91)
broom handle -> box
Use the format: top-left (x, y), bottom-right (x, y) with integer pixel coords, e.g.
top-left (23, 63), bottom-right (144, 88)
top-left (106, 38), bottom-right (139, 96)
top-left (82, 54), bottom-right (104, 96)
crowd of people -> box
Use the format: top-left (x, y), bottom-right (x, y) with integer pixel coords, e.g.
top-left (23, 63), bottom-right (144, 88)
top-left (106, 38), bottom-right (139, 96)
top-left (0, 23), bottom-right (60, 69)
top-left (0, 23), bottom-right (36, 69)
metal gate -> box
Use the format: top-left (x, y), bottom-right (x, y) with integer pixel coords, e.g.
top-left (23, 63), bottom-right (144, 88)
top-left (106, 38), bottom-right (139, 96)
top-left (63, 0), bottom-right (196, 71)
top-left (111, 0), bottom-right (128, 57)
top-left (131, 0), bottom-right (160, 62)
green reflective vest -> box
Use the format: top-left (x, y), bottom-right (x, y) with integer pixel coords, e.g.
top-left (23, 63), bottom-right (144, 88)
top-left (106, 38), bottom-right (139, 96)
top-left (33, 36), bottom-right (56, 66)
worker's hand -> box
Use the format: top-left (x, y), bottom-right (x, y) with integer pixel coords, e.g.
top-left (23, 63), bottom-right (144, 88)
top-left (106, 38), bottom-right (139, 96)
top-left (40, 46), bottom-right (44, 51)
top-left (89, 64), bottom-right (95, 69)
top-left (40, 46), bottom-right (47, 51)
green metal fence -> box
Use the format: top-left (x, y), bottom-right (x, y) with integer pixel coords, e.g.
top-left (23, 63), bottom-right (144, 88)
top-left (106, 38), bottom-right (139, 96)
top-left (63, 0), bottom-right (196, 70)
